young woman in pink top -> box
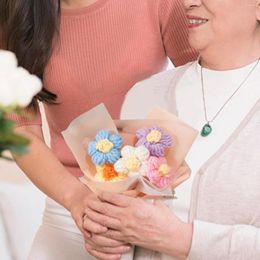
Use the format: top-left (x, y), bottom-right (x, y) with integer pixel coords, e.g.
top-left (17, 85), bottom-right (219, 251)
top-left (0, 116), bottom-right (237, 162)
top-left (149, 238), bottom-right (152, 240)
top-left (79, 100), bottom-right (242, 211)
top-left (1, 0), bottom-right (197, 259)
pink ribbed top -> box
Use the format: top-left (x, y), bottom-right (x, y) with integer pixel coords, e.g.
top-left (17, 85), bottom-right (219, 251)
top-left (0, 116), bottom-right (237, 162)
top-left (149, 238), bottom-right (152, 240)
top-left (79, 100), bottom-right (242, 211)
top-left (14, 0), bottom-right (197, 177)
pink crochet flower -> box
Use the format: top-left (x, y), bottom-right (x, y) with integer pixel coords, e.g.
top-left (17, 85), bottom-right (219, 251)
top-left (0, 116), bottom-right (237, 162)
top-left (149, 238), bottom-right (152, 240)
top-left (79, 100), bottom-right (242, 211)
top-left (146, 156), bottom-right (175, 189)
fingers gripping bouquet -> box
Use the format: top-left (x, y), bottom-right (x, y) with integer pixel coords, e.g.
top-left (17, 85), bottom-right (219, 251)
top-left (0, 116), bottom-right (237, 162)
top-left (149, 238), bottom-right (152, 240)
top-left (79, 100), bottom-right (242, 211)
top-left (62, 104), bottom-right (197, 259)
top-left (62, 103), bottom-right (197, 195)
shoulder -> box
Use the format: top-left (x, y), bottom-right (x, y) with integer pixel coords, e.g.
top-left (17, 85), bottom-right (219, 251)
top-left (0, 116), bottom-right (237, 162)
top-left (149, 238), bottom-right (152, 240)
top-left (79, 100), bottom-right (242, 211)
top-left (131, 69), bottom-right (176, 95)
top-left (120, 64), bottom-right (191, 119)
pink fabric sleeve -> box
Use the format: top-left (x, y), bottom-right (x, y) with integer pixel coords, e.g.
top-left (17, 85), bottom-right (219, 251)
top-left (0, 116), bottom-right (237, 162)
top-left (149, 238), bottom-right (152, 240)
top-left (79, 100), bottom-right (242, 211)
top-left (159, 0), bottom-right (198, 66)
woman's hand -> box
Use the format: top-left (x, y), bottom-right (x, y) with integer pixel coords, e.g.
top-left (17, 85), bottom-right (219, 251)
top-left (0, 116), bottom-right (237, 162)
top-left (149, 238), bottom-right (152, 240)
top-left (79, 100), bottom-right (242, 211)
top-left (84, 232), bottom-right (132, 260)
top-left (67, 184), bottom-right (108, 238)
top-left (68, 185), bottom-right (131, 259)
top-left (85, 192), bottom-right (193, 259)
top-left (82, 190), bottom-right (138, 259)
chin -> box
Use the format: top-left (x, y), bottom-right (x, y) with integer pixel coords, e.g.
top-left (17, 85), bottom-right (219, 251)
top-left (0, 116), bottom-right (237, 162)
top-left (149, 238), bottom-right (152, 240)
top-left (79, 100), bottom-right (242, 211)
top-left (188, 36), bottom-right (208, 53)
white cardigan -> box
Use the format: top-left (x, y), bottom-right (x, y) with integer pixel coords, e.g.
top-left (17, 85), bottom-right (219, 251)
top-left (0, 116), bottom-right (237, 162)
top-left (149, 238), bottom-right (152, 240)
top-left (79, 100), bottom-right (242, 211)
top-left (121, 61), bottom-right (260, 259)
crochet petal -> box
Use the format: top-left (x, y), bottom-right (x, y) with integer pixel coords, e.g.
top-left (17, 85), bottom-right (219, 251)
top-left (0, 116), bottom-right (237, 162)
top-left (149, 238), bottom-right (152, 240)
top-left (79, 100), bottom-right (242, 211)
top-left (136, 128), bottom-right (150, 139)
top-left (150, 144), bottom-right (165, 157)
top-left (96, 130), bottom-right (109, 141)
top-left (159, 176), bottom-right (173, 189)
top-left (146, 169), bottom-right (161, 183)
top-left (108, 134), bottom-right (123, 149)
top-left (139, 161), bottom-right (148, 176)
top-left (135, 145), bottom-right (150, 161)
top-left (114, 158), bottom-right (128, 173)
top-left (147, 167), bottom-right (175, 189)
top-left (156, 179), bottom-right (168, 189)
top-left (106, 149), bottom-right (121, 164)
top-left (92, 151), bottom-right (106, 165)
top-left (121, 145), bottom-right (135, 158)
top-left (88, 141), bottom-right (97, 156)
top-left (148, 156), bottom-right (161, 171)
top-left (135, 138), bottom-right (147, 147)
top-left (160, 134), bottom-right (172, 147)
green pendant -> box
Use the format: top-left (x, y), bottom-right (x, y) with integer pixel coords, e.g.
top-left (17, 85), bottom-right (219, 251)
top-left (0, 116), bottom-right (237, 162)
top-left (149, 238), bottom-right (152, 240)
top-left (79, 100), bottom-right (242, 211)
top-left (201, 123), bottom-right (212, 137)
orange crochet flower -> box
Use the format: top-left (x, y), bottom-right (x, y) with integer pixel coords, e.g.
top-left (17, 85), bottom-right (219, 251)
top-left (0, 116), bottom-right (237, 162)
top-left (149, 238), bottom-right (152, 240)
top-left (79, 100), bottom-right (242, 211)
top-left (102, 164), bottom-right (119, 181)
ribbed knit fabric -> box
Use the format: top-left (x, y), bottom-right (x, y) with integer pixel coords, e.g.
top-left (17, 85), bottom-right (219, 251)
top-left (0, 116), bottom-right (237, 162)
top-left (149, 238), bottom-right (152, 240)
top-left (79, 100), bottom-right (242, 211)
top-left (11, 0), bottom-right (197, 177)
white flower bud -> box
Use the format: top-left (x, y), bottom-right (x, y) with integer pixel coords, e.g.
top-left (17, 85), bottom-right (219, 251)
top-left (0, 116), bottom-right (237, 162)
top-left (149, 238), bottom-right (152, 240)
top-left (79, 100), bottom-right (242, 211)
top-left (0, 50), bottom-right (17, 75)
top-left (0, 50), bottom-right (42, 107)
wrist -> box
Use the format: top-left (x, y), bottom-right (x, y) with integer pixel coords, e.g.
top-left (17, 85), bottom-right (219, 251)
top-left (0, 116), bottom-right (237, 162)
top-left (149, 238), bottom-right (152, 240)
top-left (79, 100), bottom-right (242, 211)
top-left (62, 179), bottom-right (92, 210)
top-left (162, 220), bottom-right (193, 259)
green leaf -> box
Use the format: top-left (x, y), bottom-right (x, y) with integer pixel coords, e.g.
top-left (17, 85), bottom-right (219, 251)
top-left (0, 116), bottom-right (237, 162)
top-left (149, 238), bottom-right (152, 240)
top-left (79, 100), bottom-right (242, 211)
top-left (0, 133), bottom-right (30, 145)
top-left (0, 105), bottom-right (17, 113)
top-left (0, 114), bottom-right (30, 156)
top-left (0, 110), bottom-right (4, 120)
top-left (8, 144), bottom-right (29, 155)
top-left (0, 140), bottom-right (29, 156)
top-left (0, 118), bottom-right (16, 134)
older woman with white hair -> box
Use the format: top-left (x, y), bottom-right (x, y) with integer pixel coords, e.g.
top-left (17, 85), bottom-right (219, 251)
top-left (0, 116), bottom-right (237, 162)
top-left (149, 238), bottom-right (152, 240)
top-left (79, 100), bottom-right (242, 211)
top-left (82, 0), bottom-right (260, 259)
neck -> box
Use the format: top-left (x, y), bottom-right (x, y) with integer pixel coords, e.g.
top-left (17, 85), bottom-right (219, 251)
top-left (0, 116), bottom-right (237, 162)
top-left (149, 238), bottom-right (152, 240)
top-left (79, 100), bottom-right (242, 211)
top-left (199, 37), bottom-right (260, 70)
top-left (62, 0), bottom-right (98, 8)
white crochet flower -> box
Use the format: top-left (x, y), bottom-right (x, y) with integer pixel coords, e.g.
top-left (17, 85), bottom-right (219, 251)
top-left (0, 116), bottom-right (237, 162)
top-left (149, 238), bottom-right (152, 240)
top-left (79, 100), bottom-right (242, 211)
top-left (0, 50), bottom-right (42, 107)
top-left (114, 145), bottom-right (150, 177)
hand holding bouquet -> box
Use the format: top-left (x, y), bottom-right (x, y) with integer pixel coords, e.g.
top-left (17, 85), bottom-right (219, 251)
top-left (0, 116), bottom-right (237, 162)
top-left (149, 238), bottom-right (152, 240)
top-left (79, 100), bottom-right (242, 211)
top-left (62, 104), bottom-right (197, 260)
top-left (62, 104), bottom-right (198, 196)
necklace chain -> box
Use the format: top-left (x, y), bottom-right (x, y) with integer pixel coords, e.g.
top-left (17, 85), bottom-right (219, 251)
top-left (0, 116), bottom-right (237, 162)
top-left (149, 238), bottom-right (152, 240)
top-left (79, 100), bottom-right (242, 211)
top-left (201, 59), bottom-right (260, 124)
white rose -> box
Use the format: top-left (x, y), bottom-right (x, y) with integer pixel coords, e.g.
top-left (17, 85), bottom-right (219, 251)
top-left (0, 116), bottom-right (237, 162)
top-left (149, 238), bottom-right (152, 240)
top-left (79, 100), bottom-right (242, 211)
top-left (0, 50), bottom-right (42, 107)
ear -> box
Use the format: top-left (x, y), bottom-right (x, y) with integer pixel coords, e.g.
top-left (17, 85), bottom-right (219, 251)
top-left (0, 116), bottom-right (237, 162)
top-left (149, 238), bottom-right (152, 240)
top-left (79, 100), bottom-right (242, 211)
top-left (256, 0), bottom-right (260, 21)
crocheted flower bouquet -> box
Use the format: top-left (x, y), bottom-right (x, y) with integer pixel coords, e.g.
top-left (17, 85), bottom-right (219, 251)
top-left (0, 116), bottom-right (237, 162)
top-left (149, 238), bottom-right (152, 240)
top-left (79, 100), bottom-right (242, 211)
top-left (87, 126), bottom-right (175, 190)
top-left (62, 104), bottom-right (197, 195)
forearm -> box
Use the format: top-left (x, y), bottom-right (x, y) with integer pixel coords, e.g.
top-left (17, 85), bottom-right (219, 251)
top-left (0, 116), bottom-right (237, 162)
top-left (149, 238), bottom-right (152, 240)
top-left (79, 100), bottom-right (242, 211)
top-left (13, 126), bottom-right (91, 210)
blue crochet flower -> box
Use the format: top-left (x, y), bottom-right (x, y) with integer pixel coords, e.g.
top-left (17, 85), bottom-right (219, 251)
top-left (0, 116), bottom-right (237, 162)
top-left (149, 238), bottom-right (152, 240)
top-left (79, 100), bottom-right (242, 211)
top-left (87, 130), bottom-right (122, 165)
